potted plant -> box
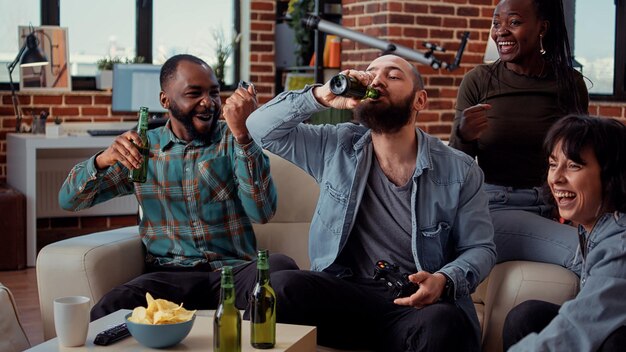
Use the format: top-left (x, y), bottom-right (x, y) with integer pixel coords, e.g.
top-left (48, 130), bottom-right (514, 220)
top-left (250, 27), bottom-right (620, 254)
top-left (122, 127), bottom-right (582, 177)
top-left (211, 28), bottom-right (241, 87)
top-left (287, 0), bottom-right (315, 66)
top-left (95, 56), bottom-right (144, 90)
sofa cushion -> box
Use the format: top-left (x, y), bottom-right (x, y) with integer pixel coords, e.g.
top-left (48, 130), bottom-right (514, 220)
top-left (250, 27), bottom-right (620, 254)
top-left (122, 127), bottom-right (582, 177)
top-left (481, 261), bottom-right (579, 352)
top-left (255, 152), bottom-right (319, 269)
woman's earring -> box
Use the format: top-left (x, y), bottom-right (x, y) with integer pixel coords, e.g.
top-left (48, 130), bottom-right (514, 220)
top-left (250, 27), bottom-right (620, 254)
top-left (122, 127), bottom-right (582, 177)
top-left (539, 35), bottom-right (546, 55)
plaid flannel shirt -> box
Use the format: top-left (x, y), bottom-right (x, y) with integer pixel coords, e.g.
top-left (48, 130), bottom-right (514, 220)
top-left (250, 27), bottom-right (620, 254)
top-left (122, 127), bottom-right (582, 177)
top-left (59, 120), bottom-right (277, 269)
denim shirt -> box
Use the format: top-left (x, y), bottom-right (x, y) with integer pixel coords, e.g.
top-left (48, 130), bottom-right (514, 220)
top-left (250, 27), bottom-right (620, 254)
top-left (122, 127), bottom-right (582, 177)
top-left (247, 86), bottom-right (496, 342)
top-left (510, 212), bottom-right (626, 351)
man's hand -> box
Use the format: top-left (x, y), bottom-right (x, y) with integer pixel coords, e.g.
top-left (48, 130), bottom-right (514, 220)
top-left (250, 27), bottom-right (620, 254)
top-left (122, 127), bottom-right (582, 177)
top-left (312, 69), bottom-right (375, 110)
top-left (95, 131), bottom-right (145, 171)
top-left (458, 103), bottom-right (491, 141)
top-left (393, 271), bottom-right (447, 309)
top-left (223, 83), bottom-right (258, 144)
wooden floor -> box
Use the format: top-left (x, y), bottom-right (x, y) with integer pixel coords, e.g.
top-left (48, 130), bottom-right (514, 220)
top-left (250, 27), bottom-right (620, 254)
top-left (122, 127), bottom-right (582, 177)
top-left (0, 268), bottom-right (44, 347)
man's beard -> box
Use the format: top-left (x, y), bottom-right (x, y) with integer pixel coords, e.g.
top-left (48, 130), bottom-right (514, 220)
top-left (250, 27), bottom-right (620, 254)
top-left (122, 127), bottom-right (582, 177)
top-left (169, 101), bottom-right (218, 141)
top-left (354, 94), bottom-right (414, 134)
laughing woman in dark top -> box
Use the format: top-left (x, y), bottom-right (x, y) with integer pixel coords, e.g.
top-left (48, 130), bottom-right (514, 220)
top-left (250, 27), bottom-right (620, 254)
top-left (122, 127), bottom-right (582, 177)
top-left (449, 0), bottom-right (589, 273)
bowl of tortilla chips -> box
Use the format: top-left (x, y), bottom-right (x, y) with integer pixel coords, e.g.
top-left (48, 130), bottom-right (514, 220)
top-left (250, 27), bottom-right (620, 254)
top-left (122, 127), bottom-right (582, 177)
top-left (124, 293), bottom-right (196, 348)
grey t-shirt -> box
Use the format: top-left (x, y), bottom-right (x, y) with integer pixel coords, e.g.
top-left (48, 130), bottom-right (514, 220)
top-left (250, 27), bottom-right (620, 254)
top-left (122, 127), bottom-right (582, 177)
top-left (336, 155), bottom-right (416, 278)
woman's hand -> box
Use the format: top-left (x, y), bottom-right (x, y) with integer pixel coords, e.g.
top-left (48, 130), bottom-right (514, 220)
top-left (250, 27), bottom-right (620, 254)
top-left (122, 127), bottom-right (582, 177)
top-left (458, 103), bottom-right (491, 141)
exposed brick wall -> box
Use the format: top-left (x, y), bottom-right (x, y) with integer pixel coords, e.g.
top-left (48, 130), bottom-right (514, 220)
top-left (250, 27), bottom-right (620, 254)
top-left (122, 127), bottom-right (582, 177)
top-left (249, 0), bottom-right (277, 104)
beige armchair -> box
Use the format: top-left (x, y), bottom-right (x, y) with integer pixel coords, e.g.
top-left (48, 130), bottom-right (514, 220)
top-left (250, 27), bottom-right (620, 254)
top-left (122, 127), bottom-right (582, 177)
top-left (37, 152), bottom-right (580, 351)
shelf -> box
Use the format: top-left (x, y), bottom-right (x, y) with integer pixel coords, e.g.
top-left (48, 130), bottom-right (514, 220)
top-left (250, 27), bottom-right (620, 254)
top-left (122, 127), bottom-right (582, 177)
top-left (274, 0), bottom-right (343, 93)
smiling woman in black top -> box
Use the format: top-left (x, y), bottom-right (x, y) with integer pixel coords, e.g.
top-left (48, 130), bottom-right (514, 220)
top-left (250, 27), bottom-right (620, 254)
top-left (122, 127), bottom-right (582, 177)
top-left (449, 0), bottom-right (589, 273)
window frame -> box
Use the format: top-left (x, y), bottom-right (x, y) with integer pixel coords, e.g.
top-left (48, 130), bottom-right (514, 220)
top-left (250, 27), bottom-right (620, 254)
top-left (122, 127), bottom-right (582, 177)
top-left (603, 0), bottom-right (625, 101)
top-left (1, 0), bottom-right (241, 91)
top-left (572, 0), bottom-right (625, 102)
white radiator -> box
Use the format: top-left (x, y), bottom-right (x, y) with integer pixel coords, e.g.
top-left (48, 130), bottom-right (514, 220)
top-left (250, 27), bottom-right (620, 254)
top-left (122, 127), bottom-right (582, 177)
top-left (36, 153), bottom-right (138, 218)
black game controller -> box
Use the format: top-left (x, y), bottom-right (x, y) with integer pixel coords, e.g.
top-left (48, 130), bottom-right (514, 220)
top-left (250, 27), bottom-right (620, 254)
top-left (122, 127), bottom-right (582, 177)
top-left (373, 260), bottom-right (419, 298)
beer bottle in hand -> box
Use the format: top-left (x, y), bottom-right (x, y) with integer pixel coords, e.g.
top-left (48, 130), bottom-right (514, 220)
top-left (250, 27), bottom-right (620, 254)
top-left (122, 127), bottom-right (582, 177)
top-left (214, 266), bottom-right (241, 352)
top-left (128, 106), bottom-right (150, 183)
top-left (329, 74), bottom-right (380, 99)
top-left (250, 249), bottom-right (276, 349)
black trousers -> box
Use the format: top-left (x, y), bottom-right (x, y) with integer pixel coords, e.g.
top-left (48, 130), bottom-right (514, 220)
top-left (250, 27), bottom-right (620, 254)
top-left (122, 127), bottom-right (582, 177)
top-left (90, 254), bottom-right (298, 321)
top-left (503, 299), bottom-right (626, 351)
top-left (271, 270), bottom-right (478, 352)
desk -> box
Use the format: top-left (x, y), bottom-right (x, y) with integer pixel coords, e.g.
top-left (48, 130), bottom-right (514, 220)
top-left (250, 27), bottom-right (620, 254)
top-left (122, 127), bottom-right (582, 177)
top-left (26, 309), bottom-right (317, 351)
top-left (7, 134), bottom-right (138, 266)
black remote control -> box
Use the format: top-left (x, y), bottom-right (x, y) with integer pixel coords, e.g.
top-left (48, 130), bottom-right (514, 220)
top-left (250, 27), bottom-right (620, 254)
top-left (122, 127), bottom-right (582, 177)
top-left (93, 322), bottom-right (131, 346)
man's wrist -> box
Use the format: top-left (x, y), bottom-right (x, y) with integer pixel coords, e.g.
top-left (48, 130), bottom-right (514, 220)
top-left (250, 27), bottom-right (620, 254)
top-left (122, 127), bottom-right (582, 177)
top-left (234, 133), bottom-right (252, 145)
top-left (312, 86), bottom-right (331, 107)
top-left (439, 272), bottom-right (455, 301)
top-left (94, 151), bottom-right (109, 171)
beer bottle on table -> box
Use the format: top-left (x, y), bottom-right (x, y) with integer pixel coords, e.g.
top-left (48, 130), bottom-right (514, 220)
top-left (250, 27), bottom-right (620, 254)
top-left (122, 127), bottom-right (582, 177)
top-left (250, 249), bottom-right (276, 349)
top-left (214, 266), bottom-right (241, 352)
top-left (128, 106), bottom-right (150, 183)
top-left (329, 73), bottom-right (380, 99)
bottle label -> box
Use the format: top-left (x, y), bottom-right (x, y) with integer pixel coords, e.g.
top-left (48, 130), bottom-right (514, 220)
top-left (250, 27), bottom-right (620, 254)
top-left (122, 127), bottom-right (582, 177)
top-left (138, 107), bottom-right (149, 130)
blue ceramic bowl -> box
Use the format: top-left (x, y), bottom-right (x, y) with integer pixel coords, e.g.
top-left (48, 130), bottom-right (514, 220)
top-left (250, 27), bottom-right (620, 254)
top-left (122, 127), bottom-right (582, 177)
top-left (124, 313), bottom-right (195, 348)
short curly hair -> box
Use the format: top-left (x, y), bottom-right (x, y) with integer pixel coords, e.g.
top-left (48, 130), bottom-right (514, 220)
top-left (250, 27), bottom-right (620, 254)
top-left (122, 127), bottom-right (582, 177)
top-left (543, 115), bottom-right (626, 213)
top-left (159, 54), bottom-right (210, 90)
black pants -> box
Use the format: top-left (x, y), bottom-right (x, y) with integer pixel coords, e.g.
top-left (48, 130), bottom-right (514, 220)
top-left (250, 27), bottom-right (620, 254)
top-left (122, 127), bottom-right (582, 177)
top-left (90, 254), bottom-right (298, 321)
top-left (503, 299), bottom-right (626, 351)
top-left (271, 270), bottom-right (478, 352)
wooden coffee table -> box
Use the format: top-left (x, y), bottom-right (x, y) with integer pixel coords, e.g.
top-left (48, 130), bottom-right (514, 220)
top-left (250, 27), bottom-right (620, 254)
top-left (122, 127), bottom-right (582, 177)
top-left (26, 309), bottom-right (316, 351)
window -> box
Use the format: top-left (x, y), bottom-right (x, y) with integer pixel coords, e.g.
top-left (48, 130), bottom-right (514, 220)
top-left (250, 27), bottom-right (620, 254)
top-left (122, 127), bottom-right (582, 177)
top-left (572, 0), bottom-right (626, 101)
top-left (153, 0), bottom-right (237, 86)
top-left (60, 0), bottom-right (135, 76)
top-left (0, 0), bottom-right (40, 82)
top-left (1, 0), bottom-right (239, 89)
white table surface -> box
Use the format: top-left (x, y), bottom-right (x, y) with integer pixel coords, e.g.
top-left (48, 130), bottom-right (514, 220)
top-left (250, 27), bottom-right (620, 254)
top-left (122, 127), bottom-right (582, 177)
top-left (26, 309), bottom-right (316, 351)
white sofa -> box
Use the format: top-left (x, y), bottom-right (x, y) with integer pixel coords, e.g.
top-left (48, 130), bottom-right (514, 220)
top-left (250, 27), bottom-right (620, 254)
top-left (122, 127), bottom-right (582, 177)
top-left (37, 152), bottom-right (580, 351)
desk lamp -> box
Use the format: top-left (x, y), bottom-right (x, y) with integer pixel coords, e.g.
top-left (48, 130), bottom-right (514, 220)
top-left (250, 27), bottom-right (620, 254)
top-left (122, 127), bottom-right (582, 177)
top-left (6, 27), bottom-right (50, 132)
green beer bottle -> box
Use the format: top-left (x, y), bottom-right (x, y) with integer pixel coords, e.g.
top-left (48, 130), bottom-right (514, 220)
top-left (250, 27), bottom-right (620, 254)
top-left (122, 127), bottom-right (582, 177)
top-left (329, 73), bottom-right (380, 99)
top-left (250, 249), bottom-right (276, 349)
top-left (128, 106), bottom-right (150, 183)
top-left (214, 266), bottom-right (241, 352)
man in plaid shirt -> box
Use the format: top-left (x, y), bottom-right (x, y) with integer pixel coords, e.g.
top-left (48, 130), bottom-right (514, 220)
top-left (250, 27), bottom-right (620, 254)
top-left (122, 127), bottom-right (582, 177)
top-left (59, 54), bottom-right (298, 320)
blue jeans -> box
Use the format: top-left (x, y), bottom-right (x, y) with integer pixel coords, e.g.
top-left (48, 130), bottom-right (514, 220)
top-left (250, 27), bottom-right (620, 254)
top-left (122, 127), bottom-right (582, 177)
top-left (485, 184), bottom-right (580, 275)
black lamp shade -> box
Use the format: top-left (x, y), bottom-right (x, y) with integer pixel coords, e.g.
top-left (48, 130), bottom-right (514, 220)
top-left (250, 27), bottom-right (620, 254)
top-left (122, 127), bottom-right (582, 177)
top-left (20, 33), bottom-right (48, 67)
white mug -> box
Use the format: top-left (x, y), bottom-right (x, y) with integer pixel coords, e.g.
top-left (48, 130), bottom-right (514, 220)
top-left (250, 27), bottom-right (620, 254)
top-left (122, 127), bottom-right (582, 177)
top-left (53, 296), bottom-right (91, 347)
